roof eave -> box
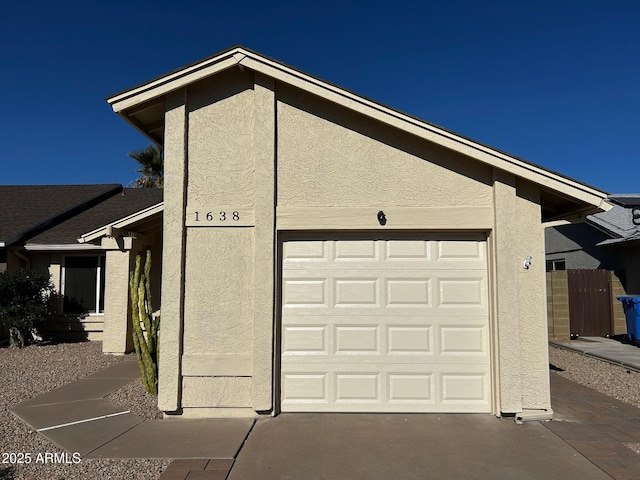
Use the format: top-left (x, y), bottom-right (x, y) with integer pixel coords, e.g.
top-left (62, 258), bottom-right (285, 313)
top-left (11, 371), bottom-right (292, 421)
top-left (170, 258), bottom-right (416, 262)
top-left (108, 46), bottom-right (609, 218)
top-left (23, 243), bottom-right (104, 252)
top-left (597, 236), bottom-right (640, 248)
top-left (78, 202), bottom-right (164, 243)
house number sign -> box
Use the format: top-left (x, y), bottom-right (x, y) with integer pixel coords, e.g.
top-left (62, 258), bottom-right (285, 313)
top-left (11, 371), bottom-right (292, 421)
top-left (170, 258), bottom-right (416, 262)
top-left (185, 207), bottom-right (255, 227)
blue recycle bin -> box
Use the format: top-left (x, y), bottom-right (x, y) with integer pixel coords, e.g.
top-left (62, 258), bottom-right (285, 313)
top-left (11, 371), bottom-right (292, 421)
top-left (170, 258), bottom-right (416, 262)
top-left (618, 296), bottom-right (640, 344)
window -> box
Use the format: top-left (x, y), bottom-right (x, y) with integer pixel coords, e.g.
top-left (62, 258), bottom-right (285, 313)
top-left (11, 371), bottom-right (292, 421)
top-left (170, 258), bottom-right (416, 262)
top-left (545, 259), bottom-right (566, 272)
top-left (62, 256), bottom-right (105, 314)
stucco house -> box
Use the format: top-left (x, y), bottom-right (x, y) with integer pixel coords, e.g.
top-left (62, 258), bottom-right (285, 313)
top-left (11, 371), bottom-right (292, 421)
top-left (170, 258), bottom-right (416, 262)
top-left (546, 195), bottom-right (640, 290)
top-left (0, 184), bottom-right (162, 344)
top-left (106, 46), bottom-right (609, 420)
top-left (545, 195), bottom-right (640, 338)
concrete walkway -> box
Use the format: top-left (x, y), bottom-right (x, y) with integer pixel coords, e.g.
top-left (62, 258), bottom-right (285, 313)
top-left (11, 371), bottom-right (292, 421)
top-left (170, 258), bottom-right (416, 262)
top-left (551, 336), bottom-right (640, 371)
top-left (9, 339), bottom-right (640, 479)
top-left (10, 356), bottom-right (254, 463)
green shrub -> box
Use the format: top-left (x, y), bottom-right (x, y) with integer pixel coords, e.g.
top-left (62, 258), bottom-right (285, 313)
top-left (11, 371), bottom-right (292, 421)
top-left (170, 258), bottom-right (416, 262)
top-left (0, 268), bottom-right (55, 347)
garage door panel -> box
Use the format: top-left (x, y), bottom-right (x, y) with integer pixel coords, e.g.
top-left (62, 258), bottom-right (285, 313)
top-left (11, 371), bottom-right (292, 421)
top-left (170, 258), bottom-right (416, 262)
top-left (283, 357), bottom-right (487, 366)
top-left (334, 240), bottom-right (378, 260)
top-left (283, 237), bottom-right (486, 264)
top-left (281, 237), bottom-right (491, 413)
top-left (335, 373), bottom-right (380, 402)
top-left (387, 325), bottom-right (433, 354)
top-left (440, 325), bottom-right (488, 355)
top-left (386, 279), bottom-right (432, 306)
top-left (441, 374), bottom-right (490, 404)
top-left (283, 317), bottom-right (489, 361)
top-left (283, 270), bottom-right (487, 313)
top-left (384, 240), bottom-right (431, 260)
top-left (283, 240), bottom-right (328, 260)
top-left (282, 325), bottom-right (328, 354)
top-left (284, 260), bottom-right (485, 271)
top-left (282, 373), bottom-right (329, 403)
top-left (335, 325), bottom-right (379, 353)
top-left (282, 279), bottom-right (328, 307)
top-left (334, 279), bottom-right (379, 306)
top-left (438, 278), bottom-right (487, 308)
top-left (281, 364), bottom-right (491, 412)
top-left (437, 239), bottom-right (485, 261)
top-left (388, 374), bottom-right (434, 403)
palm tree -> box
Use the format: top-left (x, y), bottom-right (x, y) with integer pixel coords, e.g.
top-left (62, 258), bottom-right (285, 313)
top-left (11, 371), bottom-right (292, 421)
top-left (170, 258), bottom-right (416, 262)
top-left (128, 144), bottom-right (164, 188)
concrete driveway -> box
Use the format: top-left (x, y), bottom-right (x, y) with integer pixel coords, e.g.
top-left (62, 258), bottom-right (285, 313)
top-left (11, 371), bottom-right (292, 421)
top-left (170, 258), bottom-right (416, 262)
top-left (228, 413), bottom-right (610, 480)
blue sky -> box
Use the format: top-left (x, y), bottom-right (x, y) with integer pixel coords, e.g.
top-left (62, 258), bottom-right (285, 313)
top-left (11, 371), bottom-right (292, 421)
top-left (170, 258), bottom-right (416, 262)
top-left (1, 1), bottom-right (638, 194)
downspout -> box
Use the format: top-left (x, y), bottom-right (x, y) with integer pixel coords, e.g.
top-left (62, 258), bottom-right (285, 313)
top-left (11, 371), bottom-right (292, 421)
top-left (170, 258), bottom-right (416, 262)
top-left (515, 408), bottom-right (554, 424)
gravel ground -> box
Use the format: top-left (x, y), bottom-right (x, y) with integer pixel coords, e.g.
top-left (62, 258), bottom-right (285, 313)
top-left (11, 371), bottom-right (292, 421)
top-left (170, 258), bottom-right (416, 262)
top-left (105, 371), bottom-right (164, 421)
top-left (3, 340), bottom-right (640, 479)
top-left (548, 343), bottom-right (640, 409)
top-left (0, 341), bottom-right (170, 480)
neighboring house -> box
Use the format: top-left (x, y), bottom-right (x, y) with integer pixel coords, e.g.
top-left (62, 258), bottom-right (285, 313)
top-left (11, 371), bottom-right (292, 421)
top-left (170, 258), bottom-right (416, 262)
top-left (107, 46), bottom-right (609, 420)
top-left (586, 195), bottom-right (640, 294)
top-left (546, 195), bottom-right (640, 338)
top-left (0, 185), bottom-right (162, 345)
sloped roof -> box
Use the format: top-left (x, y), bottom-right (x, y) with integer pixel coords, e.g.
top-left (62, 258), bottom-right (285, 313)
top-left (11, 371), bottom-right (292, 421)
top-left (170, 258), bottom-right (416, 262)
top-left (78, 201), bottom-right (163, 244)
top-left (107, 45), bottom-right (610, 222)
top-left (25, 188), bottom-right (163, 247)
top-left (0, 184), bottom-right (121, 247)
top-left (588, 196), bottom-right (640, 247)
top-left (607, 195), bottom-right (640, 208)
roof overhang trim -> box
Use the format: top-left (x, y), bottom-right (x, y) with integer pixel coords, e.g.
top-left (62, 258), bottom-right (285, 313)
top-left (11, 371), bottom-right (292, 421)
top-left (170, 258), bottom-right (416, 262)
top-left (78, 203), bottom-right (164, 243)
top-left (23, 244), bottom-right (103, 252)
top-left (107, 47), bottom-right (609, 217)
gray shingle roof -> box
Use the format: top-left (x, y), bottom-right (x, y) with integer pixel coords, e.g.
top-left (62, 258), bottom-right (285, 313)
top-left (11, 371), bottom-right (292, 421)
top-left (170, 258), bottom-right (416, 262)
top-left (0, 185), bottom-right (122, 246)
top-left (608, 195), bottom-right (640, 207)
top-left (26, 188), bottom-right (163, 245)
top-left (587, 196), bottom-right (640, 246)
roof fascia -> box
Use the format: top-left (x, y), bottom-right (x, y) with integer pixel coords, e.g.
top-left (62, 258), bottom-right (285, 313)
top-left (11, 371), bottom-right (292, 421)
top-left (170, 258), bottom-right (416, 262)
top-left (78, 202), bottom-right (164, 243)
top-left (109, 47), bottom-right (608, 210)
top-left (23, 244), bottom-right (103, 252)
top-left (597, 236), bottom-right (640, 248)
top-left (107, 54), bottom-right (242, 112)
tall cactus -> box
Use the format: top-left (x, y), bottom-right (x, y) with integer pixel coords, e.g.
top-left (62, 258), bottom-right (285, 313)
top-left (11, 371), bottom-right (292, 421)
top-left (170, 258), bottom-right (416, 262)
top-left (129, 249), bottom-right (160, 394)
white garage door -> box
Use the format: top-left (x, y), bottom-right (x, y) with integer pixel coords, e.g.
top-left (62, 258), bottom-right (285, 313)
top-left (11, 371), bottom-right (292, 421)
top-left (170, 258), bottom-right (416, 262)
top-left (280, 235), bottom-right (491, 413)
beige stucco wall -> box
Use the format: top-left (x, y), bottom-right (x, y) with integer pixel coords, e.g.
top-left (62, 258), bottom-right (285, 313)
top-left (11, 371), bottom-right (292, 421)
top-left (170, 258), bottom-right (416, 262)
top-left (102, 243), bottom-right (132, 354)
top-left (101, 233), bottom-right (162, 355)
top-left (158, 89), bottom-right (188, 412)
top-left (514, 180), bottom-right (550, 411)
top-left (276, 84), bottom-right (493, 208)
top-left (174, 68), bottom-right (259, 416)
top-left (183, 228), bottom-right (254, 356)
top-left (159, 67), bottom-right (554, 418)
top-left (182, 69), bottom-right (256, 358)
